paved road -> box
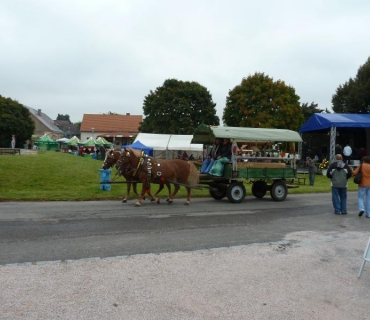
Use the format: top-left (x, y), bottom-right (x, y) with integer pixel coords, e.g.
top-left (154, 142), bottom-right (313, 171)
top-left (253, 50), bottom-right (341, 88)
top-left (0, 192), bottom-right (367, 265)
top-left (2, 192), bottom-right (370, 320)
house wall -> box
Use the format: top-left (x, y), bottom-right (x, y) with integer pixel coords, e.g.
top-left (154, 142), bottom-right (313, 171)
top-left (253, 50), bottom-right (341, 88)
top-left (31, 116), bottom-right (63, 140)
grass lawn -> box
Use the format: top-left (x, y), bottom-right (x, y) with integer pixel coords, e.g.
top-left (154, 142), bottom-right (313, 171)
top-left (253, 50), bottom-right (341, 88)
top-left (0, 151), bottom-right (359, 201)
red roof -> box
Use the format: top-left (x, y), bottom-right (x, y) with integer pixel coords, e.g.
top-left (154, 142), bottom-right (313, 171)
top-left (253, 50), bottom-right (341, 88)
top-left (80, 114), bottom-right (142, 134)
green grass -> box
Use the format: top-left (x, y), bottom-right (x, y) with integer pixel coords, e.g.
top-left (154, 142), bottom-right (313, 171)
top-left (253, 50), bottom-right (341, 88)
top-left (0, 152), bottom-right (358, 201)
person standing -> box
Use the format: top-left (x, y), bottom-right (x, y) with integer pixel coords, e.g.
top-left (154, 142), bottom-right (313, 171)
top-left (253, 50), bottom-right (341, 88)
top-left (352, 156), bottom-right (370, 218)
top-left (326, 154), bottom-right (352, 215)
top-left (343, 143), bottom-right (352, 164)
top-left (306, 157), bottom-right (317, 186)
top-left (11, 135), bottom-right (16, 148)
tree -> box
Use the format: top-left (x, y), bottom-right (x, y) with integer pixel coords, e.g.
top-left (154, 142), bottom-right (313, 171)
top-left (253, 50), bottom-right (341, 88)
top-left (56, 114), bottom-right (71, 121)
top-left (139, 79), bottom-right (219, 134)
top-left (0, 95), bottom-right (35, 147)
top-left (301, 102), bottom-right (328, 123)
top-left (223, 72), bottom-right (304, 131)
top-left (332, 56), bottom-right (370, 113)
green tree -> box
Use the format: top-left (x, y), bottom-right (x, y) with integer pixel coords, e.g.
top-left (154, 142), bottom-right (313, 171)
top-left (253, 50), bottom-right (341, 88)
top-left (301, 102), bottom-right (328, 123)
top-left (223, 72), bottom-right (304, 131)
top-left (56, 114), bottom-right (71, 121)
top-left (0, 95), bottom-right (35, 147)
top-left (139, 79), bottom-right (219, 134)
top-left (332, 56), bottom-right (370, 113)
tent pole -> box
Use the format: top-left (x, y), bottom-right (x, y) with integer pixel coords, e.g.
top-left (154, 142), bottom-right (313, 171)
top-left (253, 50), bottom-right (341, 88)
top-left (330, 126), bottom-right (336, 163)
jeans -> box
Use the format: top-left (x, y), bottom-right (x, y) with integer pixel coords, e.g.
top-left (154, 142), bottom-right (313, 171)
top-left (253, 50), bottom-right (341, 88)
top-left (331, 187), bottom-right (347, 213)
top-left (358, 187), bottom-right (370, 217)
top-left (309, 172), bottom-right (316, 185)
top-left (200, 158), bottom-right (214, 173)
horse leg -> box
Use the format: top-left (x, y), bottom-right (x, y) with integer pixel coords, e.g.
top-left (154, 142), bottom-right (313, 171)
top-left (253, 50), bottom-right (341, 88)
top-left (165, 182), bottom-right (172, 202)
top-left (135, 184), bottom-right (160, 206)
top-left (154, 182), bottom-right (172, 202)
top-left (167, 185), bottom-right (180, 204)
top-left (135, 184), bottom-right (146, 207)
top-left (122, 182), bottom-right (131, 203)
top-left (184, 187), bottom-right (191, 206)
top-left (154, 183), bottom-right (164, 196)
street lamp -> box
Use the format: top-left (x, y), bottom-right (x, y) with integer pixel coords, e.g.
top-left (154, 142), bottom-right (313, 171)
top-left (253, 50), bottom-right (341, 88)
top-left (91, 128), bottom-right (95, 139)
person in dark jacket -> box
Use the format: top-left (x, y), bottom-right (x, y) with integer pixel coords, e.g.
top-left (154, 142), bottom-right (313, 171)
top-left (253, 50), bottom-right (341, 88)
top-left (306, 157), bottom-right (317, 186)
top-left (326, 154), bottom-right (352, 215)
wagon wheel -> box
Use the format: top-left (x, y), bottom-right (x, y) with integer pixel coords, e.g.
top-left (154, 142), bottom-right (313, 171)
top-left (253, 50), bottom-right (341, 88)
top-left (227, 182), bottom-right (246, 203)
top-left (251, 180), bottom-right (267, 198)
top-left (209, 183), bottom-right (227, 200)
top-left (270, 181), bottom-right (287, 202)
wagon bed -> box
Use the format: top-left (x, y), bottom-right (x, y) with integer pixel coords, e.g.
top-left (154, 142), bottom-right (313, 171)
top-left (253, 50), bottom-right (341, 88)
top-left (197, 160), bottom-right (298, 203)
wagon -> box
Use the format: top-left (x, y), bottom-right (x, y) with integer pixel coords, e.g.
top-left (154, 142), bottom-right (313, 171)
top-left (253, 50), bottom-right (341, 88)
top-left (191, 125), bottom-right (303, 203)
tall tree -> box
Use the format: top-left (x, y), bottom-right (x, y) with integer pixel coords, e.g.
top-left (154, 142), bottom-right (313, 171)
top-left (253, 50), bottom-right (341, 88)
top-left (223, 73), bottom-right (304, 131)
top-left (139, 79), bottom-right (219, 134)
top-left (0, 95), bottom-right (35, 147)
top-left (301, 102), bottom-right (326, 123)
top-left (332, 56), bottom-right (370, 113)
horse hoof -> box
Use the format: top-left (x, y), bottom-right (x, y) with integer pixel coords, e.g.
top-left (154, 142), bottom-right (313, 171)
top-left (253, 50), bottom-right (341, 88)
top-left (157, 199), bottom-right (160, 204)
top-left (166, 198), bottom-right (170, 202)
top-left (167, 200), bottom-right (173, 205)
top-left (135, 203), bottom-right (141, 207)
top-left (122, 199), bottom-right (127, 203)
top-left (184, 201), bottom-right (190, 206)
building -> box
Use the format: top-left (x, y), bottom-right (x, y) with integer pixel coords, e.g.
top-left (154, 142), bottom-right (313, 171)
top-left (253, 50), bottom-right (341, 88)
top-left (53, 120), bottom-right (80, 139)
top-left (80, 113), bottom-right (142, 148)
top-left (26, 106), bottom-right (64, 139)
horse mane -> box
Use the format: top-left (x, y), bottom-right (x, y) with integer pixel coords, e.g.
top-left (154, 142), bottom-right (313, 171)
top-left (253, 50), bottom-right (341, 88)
top-left (127, 148), bottom-right (142, 157)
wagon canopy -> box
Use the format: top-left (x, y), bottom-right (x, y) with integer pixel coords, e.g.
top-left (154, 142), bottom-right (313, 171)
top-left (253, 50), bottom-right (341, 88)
top-left (191, 125), bottom-right (302, 144)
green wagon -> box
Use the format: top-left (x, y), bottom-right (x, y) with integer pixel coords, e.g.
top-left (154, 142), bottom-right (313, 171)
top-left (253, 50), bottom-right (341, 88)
top-left (192, 125), bottom-right (302, 203)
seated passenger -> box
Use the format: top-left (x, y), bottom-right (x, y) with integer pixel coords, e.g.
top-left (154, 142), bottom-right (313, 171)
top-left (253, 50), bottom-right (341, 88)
top-left (200, 138), bottom-right (222, 173)
top-left (209, 138), bottom-right (232, 177)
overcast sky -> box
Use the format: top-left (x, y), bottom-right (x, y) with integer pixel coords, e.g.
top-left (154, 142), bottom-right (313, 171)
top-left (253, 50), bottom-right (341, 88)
top-left (1, 0), bottom-right (370, 123)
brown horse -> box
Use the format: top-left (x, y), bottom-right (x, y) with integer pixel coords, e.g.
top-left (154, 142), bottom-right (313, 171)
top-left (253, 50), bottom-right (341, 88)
top-left (117, 148), bottom-right (199, 207)
top-left (102, 149), bottom-right (171, 203)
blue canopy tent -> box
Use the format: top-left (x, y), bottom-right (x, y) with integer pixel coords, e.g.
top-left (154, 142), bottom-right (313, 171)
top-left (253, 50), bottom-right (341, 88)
top-left (300, 113), bottom-right (370, 132)
top-left (121, 140), bottom-right (153, 156)
top-left (299, 113), bottom-right (370, 162)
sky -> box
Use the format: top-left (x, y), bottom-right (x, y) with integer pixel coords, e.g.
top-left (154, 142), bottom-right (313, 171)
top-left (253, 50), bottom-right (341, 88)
top-left (1, 0), bottom-right (370, 124)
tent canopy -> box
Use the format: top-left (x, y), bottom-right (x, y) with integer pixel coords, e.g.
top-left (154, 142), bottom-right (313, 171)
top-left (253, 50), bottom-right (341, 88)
top-left (79, 137), bottom-right (99, 147)
top-left (192, 124), bottom-right (302, 145)
top-left (167, 135), bottom-right (203, 151)
top-left (121, 140), bottom-right (153, 156)
top-left (34, 134), bottom-right (58, 151)
top-left (299, 113), bottom-right (370, 132)
top-left (34, 134), bottom-right (58, 144)
top-left (66, 136), bottom-right (80, 146)
top-left (133, 133), bottom-right (203, 152)
top-left (96, 136), bottom-right (113, 147)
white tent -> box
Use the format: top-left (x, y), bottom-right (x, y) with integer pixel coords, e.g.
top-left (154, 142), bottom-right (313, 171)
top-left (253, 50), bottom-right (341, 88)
top-left (134, 133), bottom-right (203, 158)
top-left (167, 135), bottom-right (203, 152)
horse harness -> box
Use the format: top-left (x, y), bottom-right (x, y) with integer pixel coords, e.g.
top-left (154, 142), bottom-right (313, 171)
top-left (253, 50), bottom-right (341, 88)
top-left (125, 150), bottom-right (163, 191)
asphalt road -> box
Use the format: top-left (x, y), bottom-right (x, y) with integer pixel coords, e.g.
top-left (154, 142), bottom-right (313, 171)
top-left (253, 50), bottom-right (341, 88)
top-left (0, 192), bottom-right (367, 265)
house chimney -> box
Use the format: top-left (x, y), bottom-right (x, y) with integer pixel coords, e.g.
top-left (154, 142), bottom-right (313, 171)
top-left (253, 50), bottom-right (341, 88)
top-left (126, 113), bottom-right (130, 116)
top-left (37, 109), bottom-right (42, 116)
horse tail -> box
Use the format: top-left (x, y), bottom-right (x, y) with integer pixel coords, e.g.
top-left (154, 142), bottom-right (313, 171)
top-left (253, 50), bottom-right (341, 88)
top-left (187, 161), bottom-right (199, 187)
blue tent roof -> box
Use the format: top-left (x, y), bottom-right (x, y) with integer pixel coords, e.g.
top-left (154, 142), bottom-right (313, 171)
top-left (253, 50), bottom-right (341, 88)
top-left (121, 140), bottom-right (153, 156)
top-left (299, 113), bottom-right (370, 132)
